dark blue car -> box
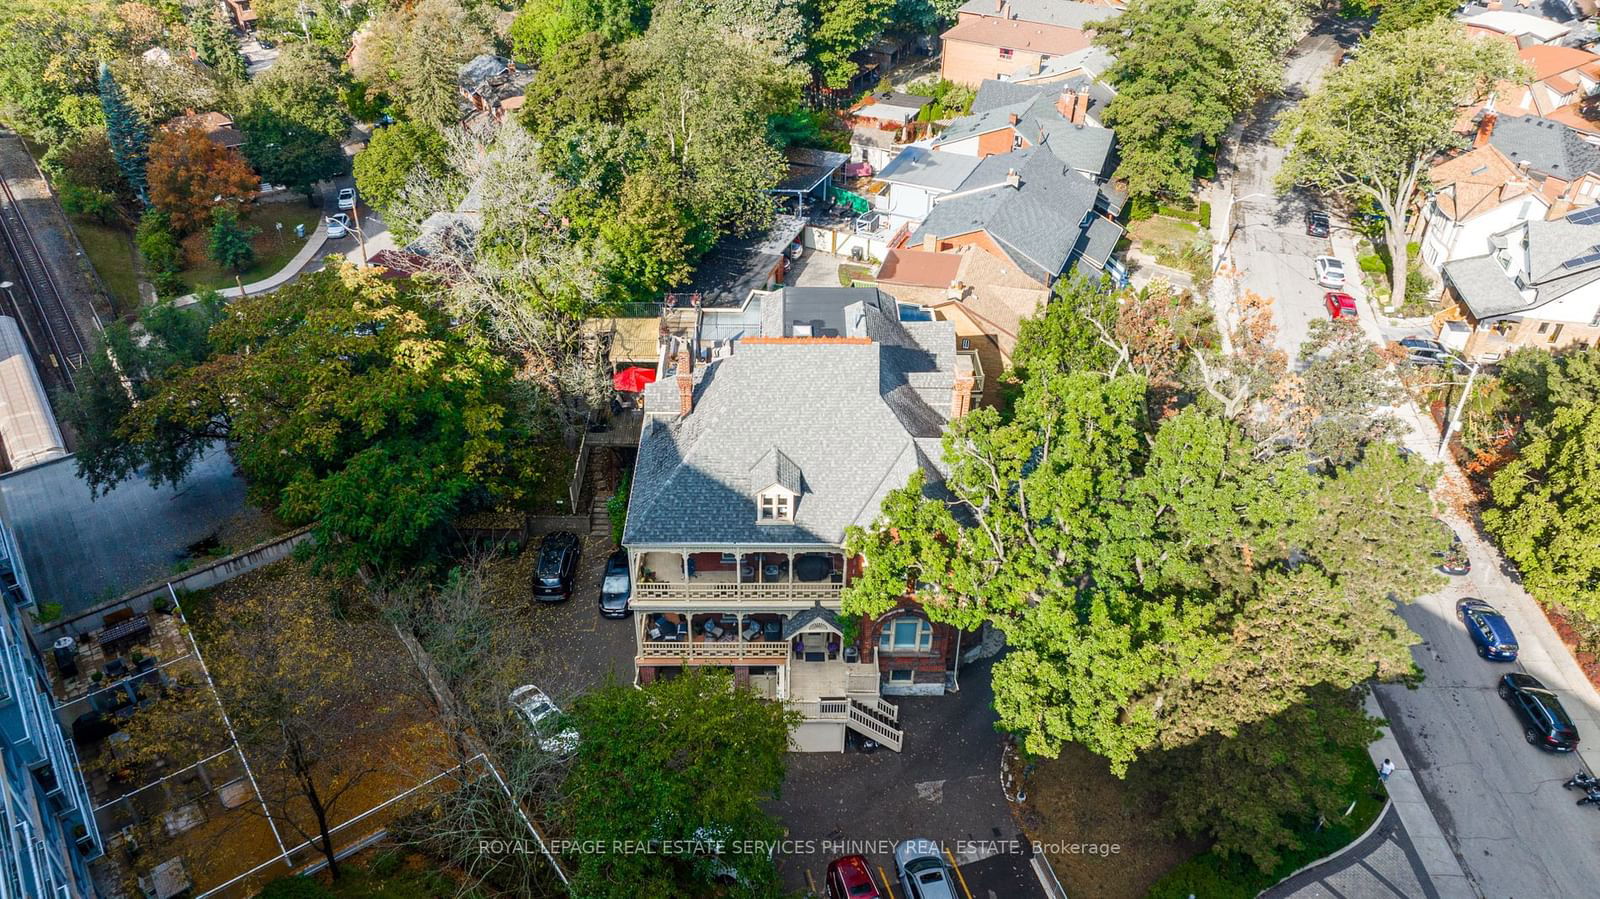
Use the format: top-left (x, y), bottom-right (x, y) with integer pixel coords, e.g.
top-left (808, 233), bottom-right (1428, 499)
top-left (1458, 598), bottom-right (1518, 661)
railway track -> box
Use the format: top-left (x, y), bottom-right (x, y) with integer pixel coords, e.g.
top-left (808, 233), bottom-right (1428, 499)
top-left (0, 168), bottom-right (86, 389)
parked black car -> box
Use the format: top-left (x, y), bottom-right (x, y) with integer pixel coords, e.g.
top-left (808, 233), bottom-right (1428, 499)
top-left (532, 531), bottom-right (581, 602)
top-left (1499, 672), bottom-right (1580, 752)
top-left (599, 550), bottom-right (632, 618)
top-left (1305, 210), bottom-right (1331, 238)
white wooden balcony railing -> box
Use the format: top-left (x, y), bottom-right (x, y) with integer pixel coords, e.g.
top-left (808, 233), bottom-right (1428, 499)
top-left (638, 640), bottom-right (790, 660)
top-left (633, 581), bottom-right (841, 601)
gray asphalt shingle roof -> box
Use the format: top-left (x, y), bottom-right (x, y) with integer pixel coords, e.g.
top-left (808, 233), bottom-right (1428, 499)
top-left (908, 146), bottom-right (1105, 282)
top-left (876, 146), bottom-right (983, 192)
top-left (957, 0), bottom-right (1112, 29)
top-left (1489, 115), bottom-right (1600, 181)
top-left (1442, 210), bottom-right (1600, 318)
top-left (625, 292), bottom-right (955, 547)
top-left (940, 83), bottom-right (1115, 178)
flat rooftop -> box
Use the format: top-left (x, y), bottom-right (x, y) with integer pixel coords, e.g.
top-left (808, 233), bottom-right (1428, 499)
top-left (0, 446), bottom-right (248, 617)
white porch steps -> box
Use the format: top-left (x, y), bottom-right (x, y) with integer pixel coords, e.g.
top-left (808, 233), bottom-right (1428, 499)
top-left (845, 697), bottom-right (903, 751)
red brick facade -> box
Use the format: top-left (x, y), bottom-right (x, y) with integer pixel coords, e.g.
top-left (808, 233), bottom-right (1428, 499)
top-left (854, 597), bottom-right (960, 689)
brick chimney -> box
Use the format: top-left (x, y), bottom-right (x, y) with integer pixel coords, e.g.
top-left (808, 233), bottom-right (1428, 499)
top-left (1475, 112), bottom-right (1498, 148)
top-left (675, 344), bottom-right (694, 416)
top-left (1056, 89), bottom-right (1076, 122)
top-left (951, 356), bottom-right (976, 419)
top-left (1007, 112), bottom-right (1019, 126)
top-left (994, 0), bottom-right (1004, 11)
top-left (1073, 85), bottom-right (1091, 124)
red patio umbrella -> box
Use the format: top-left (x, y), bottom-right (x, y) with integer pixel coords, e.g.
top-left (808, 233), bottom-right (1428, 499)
top-left (612, 366), bottom-right (657, 393)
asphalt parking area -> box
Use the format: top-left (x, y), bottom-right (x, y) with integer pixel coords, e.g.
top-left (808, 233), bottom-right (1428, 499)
top-left (494, 533), bottom-right (637, 704)
top-left (771, 657), bottom-right (1049, 897)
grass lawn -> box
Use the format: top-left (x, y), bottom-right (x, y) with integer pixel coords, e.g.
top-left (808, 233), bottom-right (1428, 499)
top-left (1128, 215), bottom-right (1201, 250)
top-left (838, 263), bottom-right (874, 286)
top-left (70, 215), bottom-right (141, 317)
top-left (180, 203), bottom-right (323, 292)
top-left (1144, 743), bottom-right (1387, 899)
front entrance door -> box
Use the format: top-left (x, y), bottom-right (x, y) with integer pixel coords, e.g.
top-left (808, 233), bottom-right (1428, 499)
top-left (801, 632), bottom-right (828, 662)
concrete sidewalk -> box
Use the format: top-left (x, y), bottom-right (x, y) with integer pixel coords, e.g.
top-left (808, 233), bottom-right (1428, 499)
top-left (1363, 691), bottom-right (1475, 899)
top-left (174, 228), bottom-right (329, 306)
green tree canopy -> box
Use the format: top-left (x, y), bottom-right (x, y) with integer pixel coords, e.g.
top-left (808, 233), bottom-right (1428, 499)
top-left (354, 0), bottom-right (492, 131)
top-left (510, 0), bottom-right (653, 65)
top-left (207, 206), bottom-right (256, 272)
top-left (843, 363), bottom-right (1440, 773)
top-left (1276, 21), bottom-right (1523, 303)
top-left (99, 61), bottom-right (150, 202)
top-left (354, 121), bottom-right (450, 217)
top-left (560, 669), bottom-right (795, 898)
top-left (806, 0), bottom-right (894, 90)
top-left (1095, 0), bottom-right (1313, 198)
top-left (238, 45), bottom-right (351, 197)
top-left (76, 263), bottom-right (553, 575)
top-left (1483, 347), bottom-right (1600, 620)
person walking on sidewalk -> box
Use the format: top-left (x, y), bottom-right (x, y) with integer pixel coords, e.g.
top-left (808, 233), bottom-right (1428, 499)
top-left (1378, 758), bottom-right (1395, 783)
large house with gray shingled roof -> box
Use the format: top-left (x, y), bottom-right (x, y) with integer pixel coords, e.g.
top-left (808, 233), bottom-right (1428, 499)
top-left (1436, 208), bottom-right (1600, 359)
top-left (621, 288), bottom-right (977, 752)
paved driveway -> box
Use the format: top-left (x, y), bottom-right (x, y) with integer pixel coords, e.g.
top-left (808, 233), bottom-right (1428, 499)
top-left (511, 534), bottom-right (638, 705)
top-left (770, 657), bottom-right (1048, 897)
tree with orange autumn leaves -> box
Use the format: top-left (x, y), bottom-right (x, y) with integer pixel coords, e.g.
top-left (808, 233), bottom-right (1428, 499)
top-left (146, 124), bottom-right (258, 232)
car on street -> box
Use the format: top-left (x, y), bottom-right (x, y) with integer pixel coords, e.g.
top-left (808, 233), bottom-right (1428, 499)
top-left (599, 549), bottom-right (632, 618)
top-left (532, 531), bottom-right (581, 602)
top-left (508, 684), bottom-right (580, 757)
top-left (325, 213), bottom-right (349, 238)
top-left (893, 839), bottom-right (958, 899)
top-left (1314, 256), bottom-right (1347, 288)
top-left (1457, 599), bottom-right (1519, 661)
top-left (1305, 210), bottom-right (1331, 237)
top-left (1499, 672), bottom-right (1579, 751)
top-left (1324, 291), bottom-right (1358, 319)
top-left (826, 854), bottom-right (883, 899)
top-left (1435, 521), bottom-right (1471, 575)
top-left (337, 187), bottom-right (356, 210)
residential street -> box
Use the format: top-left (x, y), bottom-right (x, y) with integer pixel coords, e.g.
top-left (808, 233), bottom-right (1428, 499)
top-left (1216, 16), bottom-right (1600, 898)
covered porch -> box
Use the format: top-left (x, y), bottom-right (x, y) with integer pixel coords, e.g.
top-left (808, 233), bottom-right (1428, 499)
top-left (634, 548), bottom-right (847, 600)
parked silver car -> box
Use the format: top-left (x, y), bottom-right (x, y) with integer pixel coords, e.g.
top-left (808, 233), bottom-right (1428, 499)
top-left (893, 839), bottom-right (958, 899)
top-left (509, 684), bottom-right (580, 758)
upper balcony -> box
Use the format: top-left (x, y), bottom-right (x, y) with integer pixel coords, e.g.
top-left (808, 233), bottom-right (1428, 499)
top-left (633, 549), bottom-right (848, 606)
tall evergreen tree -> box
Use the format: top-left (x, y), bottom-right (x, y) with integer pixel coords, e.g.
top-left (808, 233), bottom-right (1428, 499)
top-left (98, 61), bottom-right (150, 203)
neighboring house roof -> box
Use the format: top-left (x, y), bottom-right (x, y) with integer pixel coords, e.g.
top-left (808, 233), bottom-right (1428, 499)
top-left (1428, 144), bottom-right (1534, 221)
top-left (942, 82), bottom-right (1116, 179)
top-left (1442, 208), bottom-right (1600, 319)
top-left (1461, 9), bottom-right (1571, 41)
top-left (458, 54), bottom-right (508, 90)
top-left (681, 215), bottom-right (807, 309)
top-left (877, 145), bottom-right (983, 192)
top-left (1011, 45), bottom-right (1115, 83)
top-left (940, 18), bottom-right (1093, 56)
top-left (1521, 44), bottom-right (1600, 81)
top-left (957, 0), bottom-right (1114, 29)
top-left (162, 111), bottom-right (246, 149)
top-left (909, 146), bottom-right (1123, 282)
top-left (777, 148), bottom-right (851, 193)
top-left (1544, 102), bottom-right (1600, 136)
top-left (624, 293), bottom-right (955, 547)
top-left (877, 248), bottom-right (965, 287)
top-left (1490, 114), bottom-right (1600, 181)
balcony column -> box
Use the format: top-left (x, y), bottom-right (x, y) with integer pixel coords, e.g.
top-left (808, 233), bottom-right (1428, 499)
top-left (787, 551), bottom-right (794, 583)
top-left (682, 552), bottom-right (690, 581)
top-left (734, 551), bottom-right (741, 586)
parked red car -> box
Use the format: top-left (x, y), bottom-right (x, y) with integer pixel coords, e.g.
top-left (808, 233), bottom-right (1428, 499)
top-left (827, 854), bottom-right (884, 898)
top-left (1324, 291), bottom-right (1358, 319)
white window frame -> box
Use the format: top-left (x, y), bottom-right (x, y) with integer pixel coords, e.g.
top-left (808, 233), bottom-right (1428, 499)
top-left (879, 615), bottom-right (933, 652)
top-left (888, 669), bottom-right (914, 683)
top-left (758, 489), bottom-right (792, 522)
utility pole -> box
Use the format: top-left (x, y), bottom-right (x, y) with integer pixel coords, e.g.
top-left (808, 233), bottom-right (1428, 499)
top-left (1438, 355), bottom-right (1480, 460)
top-left (349, 196), bottom-right (368, 268)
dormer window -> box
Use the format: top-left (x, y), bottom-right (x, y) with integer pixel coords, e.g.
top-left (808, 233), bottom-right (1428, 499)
top-left (751, 446), bottom-right (802, 524)
top-left (760, 490), bottom-right (792, 521)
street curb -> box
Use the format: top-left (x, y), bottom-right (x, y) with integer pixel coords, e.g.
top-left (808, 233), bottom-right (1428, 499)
top-left (1365, 689), bottom-right (1477, 898)
top-left (1259, 797), bottom-right (1393, 895)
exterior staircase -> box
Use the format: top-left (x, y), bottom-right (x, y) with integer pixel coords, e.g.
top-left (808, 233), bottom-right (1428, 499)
top-left (587, 460), bottom-right (613, 538)
top-left (845, 696), bottom-right (902, 752)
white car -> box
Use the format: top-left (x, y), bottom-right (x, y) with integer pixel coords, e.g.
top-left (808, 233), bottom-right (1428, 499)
top-left (509, 685), bottom-right (580, 758)
top-left (337, 187), bottom-right (356, 210)
top-left (325, 214), bottom-right (349, 238)
top-left (1314, 255), bottom-right (1347, 288)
